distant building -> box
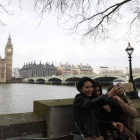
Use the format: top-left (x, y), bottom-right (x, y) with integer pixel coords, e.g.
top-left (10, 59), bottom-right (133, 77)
top-left (58, 62), bottom-right (72, 75)
top-left (93, 66), bottom-right (129, 74)
top-left (57, 62), bottom-right (93, 75)
top-left (0, 35), bottom-right (13, 82)
top-left (19, 61), bottom-right (56, 78)
top-left (12, 68), bottom-right (20, 78)
top-left (75, 63), bottom-right (93, 75)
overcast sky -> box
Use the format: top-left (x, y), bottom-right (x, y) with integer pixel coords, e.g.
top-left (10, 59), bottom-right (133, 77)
top-left (0, 0), bottom-right (140, 69)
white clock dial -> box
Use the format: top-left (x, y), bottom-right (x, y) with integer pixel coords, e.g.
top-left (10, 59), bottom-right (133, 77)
top-left (8, 49), bottom-right (11, 52)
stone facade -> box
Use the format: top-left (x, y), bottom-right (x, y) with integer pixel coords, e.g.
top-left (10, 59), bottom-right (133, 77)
top-left (19, 62), bottom-right (56, 78)
top-left (12, 68), bottom-right (20, 78)
top-left (0, 35), bottom-right (13, 82)
top-left (57, 62), bottom-right (93, 75)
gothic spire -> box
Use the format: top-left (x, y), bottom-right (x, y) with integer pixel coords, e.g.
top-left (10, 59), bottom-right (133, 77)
top-left (6, 34), bottom-right (12, 47)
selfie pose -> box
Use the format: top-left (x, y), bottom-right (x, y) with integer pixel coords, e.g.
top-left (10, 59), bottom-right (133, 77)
top-left (73, 77), bottom-right (123, 140)
top-left (108, 85), bottom-right (138, 140)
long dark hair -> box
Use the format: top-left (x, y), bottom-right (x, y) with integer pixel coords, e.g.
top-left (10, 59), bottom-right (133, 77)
top-left (94, 80), bottom-right (102, 98)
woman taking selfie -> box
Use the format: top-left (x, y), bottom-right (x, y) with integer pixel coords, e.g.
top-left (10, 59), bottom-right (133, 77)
top-left (108, 85), bottom-right (138, 140)
top-left (73, 77), bottom-right (123, 140)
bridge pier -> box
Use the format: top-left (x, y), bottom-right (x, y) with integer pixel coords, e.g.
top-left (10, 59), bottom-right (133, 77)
top-left (34, 79), bottom-right (37, 84)
top-left (61, 77), bottom-right (64, 85)
top-left (45, 79), bottom-right (48, 84)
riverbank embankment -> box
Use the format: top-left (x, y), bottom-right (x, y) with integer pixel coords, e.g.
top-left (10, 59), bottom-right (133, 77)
top-left (0, 99), bottom-right (140, 139)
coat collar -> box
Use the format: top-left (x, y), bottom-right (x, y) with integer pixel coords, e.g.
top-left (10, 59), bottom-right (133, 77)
top-left (80, 92), bottom-right (89, 99)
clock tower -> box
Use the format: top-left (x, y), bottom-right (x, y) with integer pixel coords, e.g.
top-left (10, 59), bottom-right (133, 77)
top-left (5, 34), bottom-right (13, 81)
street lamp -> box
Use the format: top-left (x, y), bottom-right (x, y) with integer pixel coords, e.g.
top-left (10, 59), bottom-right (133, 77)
top-left (125, 43), bottom-right (139, 99)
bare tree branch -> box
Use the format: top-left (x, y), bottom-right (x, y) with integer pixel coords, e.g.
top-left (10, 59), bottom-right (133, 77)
top-left (33, 0), bottom-right (137, 40)
top-left (0, 2), bottom-right (14, 26)
top-left (0, 4), bottom-right (13, 15)
top-left (0, 0), bottom-right (137, 41)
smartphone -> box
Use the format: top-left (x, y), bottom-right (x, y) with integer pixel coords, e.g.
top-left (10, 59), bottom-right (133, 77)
top-left (119, 83), bottom-right (134, 92)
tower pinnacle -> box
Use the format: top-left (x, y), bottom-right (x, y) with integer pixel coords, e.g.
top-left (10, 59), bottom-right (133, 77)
top-left (6, 34), bottom-right (12, 47)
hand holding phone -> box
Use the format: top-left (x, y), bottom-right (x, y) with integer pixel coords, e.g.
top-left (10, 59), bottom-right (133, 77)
top-left (119, 83), bottom-right (134, 92)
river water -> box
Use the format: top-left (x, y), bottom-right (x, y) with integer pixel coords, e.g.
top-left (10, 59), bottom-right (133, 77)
top-left (0, 83), bottom-right (140, 115)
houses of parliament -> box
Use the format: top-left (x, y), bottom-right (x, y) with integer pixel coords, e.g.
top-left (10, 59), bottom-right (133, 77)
top-left (0, 35), bottom-right (13, 82)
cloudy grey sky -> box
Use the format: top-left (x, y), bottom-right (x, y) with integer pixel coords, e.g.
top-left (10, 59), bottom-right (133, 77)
top-left (0, 0), bottom-right (140, 69)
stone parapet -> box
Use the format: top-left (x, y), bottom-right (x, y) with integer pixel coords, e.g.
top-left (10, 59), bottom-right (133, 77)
top-left (33, 99), bottom-right (74, 138)
top-left (0, 112), bottom-right (46, 139)
top-left (33, 98), bottom-right (140, 138)
top-left (0, 98), bottom-right (139, 139)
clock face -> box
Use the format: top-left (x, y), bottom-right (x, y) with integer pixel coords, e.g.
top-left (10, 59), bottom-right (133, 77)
top-left (8, 49), bottom-right (12, 52)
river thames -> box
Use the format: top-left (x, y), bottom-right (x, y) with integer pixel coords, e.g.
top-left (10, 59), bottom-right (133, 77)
top-left (0, 83), bottom-right (140, 115)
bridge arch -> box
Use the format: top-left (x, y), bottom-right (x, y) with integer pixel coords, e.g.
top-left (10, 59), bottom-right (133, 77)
top-left (134, 77), bottom-right (140, 86)
top-left (64, 77), bottom-right (81, 85)
top-left (93, 76), bottom-right (126, 85)
top-left (28, 79), bottom-right (34, 83)
top-left (36, 78), bottom-right (45, 84)
top-left (47, 78), bottom-right (62, 84)
top-left (134, 76), bottom-right (140, 80)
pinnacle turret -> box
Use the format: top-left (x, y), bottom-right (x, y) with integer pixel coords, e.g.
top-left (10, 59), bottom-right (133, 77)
top-left (6, 34), bottom-right (12, 47)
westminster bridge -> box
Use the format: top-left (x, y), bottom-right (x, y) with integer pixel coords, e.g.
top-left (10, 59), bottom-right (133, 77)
top-left (22, 73), bottom-right (140, 86)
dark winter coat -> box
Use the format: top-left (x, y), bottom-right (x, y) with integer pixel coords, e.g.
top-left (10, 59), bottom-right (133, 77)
top-left (109, 95), bottom-right (138, 140)
top-left (95, 106), bottom-right (114, 140)
top-left (73, 92), bottom-right (114, 137)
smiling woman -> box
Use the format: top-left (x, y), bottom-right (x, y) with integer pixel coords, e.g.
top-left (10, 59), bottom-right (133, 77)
top-left (73, 77), bottom-right (124, 140)
top-left (80, 81), bottom-right (93, 97)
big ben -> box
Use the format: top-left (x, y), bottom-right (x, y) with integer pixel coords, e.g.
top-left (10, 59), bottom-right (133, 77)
top-left (5, 35), bottom-right (13, 81)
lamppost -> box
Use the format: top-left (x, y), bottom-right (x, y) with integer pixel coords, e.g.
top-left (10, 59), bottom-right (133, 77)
top-left (125, 43), bottom-right (139, 99)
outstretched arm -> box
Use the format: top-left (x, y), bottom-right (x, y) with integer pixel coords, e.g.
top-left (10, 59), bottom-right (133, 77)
top-left (74, 83), bottom-right (124, 109)
top-left (112, 96), bottom-right (138, 118)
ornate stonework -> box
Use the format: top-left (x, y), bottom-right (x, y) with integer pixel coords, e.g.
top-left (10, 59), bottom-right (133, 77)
top-left (0, 35), bottom-right (13, 82)
top-left (20, 61), bottom-right (56, 78)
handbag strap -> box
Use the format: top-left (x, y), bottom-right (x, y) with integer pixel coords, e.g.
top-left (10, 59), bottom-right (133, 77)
top-left (74, 122), bottom-right (86, 140)
top-left (73, 104), bottom-right (87, 140)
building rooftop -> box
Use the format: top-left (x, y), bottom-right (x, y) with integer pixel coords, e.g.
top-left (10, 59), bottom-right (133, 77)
top-left (20, 62), bottom-right (56, 70)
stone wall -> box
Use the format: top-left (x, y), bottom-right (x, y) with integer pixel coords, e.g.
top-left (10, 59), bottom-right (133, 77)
top-left (0, 112), bottom-right (46, 139)
top-left (0, 98), bottom-right (140, 139)
top-left (33, 98), bottom-right (140, 138)
top-left (33, 99), bottom-right (74, 138)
